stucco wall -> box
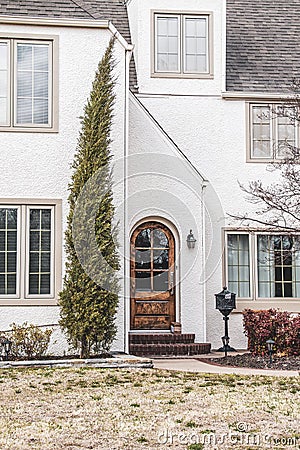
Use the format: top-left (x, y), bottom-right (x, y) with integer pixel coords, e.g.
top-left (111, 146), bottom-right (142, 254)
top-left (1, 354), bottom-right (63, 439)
top-left (0, 23), bottom-right (127, 354)
top-left (128, 95), bottom-right (207, 342)
top-left (126, 0), bottom-right (287, 349)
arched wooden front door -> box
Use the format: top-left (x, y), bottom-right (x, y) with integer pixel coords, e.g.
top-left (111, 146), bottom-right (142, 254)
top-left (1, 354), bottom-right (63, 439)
top-left (130, 222), bottom-right (176, 330)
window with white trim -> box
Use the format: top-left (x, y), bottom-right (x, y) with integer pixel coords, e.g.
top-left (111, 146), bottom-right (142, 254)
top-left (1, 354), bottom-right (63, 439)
top-left (0, 37), bottom-right (55, 130)
top-left (226, 232), bottom-right (300, 299)
top-left (0, 204), bottom-right (56, 299)
top-left (154, 13), bottom-right (211, 76)
top-left (249, 104), bottom-right (298, 160)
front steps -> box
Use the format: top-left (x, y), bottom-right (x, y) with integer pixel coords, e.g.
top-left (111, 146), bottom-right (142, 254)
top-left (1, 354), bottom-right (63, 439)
top-left (129, 333), bottom-right (211, 357)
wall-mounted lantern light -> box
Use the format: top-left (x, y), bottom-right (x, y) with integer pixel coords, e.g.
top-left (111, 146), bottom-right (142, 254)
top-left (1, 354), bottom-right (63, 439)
top-left (186, 230), bottom-right (197, 249)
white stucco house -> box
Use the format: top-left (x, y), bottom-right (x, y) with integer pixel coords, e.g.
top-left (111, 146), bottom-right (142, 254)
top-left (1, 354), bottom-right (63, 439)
top-left (0, 0), bottom-right (299, 356)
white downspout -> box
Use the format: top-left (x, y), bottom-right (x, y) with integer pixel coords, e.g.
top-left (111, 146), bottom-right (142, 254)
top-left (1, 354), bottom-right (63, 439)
top-left (123, 47), bottom-right (132, 354)
top-left (201, 181), bottom-right (208, 342)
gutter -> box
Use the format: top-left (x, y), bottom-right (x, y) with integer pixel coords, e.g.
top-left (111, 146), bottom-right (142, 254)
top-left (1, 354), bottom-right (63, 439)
top-left (123, 45), bottom-right (133, 354)
top-left (0, 15), bottom-right (134, 51)
top-left (222, 91), bottom-right (295, 100)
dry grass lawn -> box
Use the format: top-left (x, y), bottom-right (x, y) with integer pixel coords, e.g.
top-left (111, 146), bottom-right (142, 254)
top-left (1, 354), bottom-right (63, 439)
top-left (0, 367), bottom-right (299, 449)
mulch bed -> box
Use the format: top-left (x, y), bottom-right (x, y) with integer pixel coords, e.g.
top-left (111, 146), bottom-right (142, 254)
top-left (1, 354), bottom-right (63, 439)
top-left (205, 353), bottom-right (300, 371)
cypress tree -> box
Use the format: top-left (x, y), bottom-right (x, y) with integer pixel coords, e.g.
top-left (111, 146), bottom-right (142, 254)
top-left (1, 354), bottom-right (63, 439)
top-left (59, 38), bottom-right (120, 358)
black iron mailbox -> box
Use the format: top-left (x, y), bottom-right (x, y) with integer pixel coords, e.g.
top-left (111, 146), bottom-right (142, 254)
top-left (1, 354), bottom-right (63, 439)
top-left (215, 287), bottom-right (236, 356)
top-left (215, 286), bottom-right (236, 316)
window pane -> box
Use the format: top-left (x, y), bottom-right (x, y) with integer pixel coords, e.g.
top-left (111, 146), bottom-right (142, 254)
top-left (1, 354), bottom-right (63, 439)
top-left (29, 208), bottom-right (52, 295)
top-left (135, 228), bottom-right (151, 248)
top-left (16, 42), bottom-right (50, 125)
top-left (30, 209), bottom-right (40, 229)
top-left (17, 98), bottom-right (32, 124)
top-left (0, 71), bottom-right (7, 97)
top-left (135, 272), bottom-right (151, 292)
top-left (33, 99), bottom-right (48, 124)
top-left (40, 274), bottom-right (50, 294)
top-left (0, 98), bottom-right (7, 124)
top-left (17, 45), bottom-right (32, 70)
top-left (156, 16), bottom-right (179, 72)
top-left (41, 231), bottom-right (51, 251)
top-left (251, 106), bottom-right (272, 158)
top-left (17, 71), bottom-right (32, 97)
top-left (153, 271), bottom-right (168, 292)
top-left (0, 43), bottom-right (8, 70)
top-left (0, 42), bottom-right (9, 125)
top-left (227, 234), bottom-right (250, 297)
top-left (135, 249), bottom-right (151, 270)
top-left (257, 235), bottom-right (300, 298)
top-left (34, 45), bottom-right (48, 71)
top-left (7, 274), bottom-right (16, 294)
top-left (33, 72), bottom-right (48, 97)
top-left (0, 208), bottom-right (18, 295)
top-left (153, 229), bottom-right (168, 248)
top-left (184, 17), bottom-right (207, 73)
top-left (153, 249), bottom-right (169, 269)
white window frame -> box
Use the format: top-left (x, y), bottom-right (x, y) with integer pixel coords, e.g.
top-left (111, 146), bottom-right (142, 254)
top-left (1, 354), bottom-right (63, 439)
top-left (0, 200), bottom-right (61, 305)
top-left (182, 15), bottom-right (209, 74)
top-left (0, 205), bottom-right (21, 299)
top-left (25, 205), bottom-right (55, 299)
top-left (224, 231), bottom-right (253, 300)
top-left (13, 39), bottom-right (53, 129)
top-left (0, 33), bottom-right (58, 133)
top-left (0, 39), bottom-right (11, 127)
top-left (224, 230), bottom-right (300, 312)
top-left (152, 11), bottom-right (213, 78)
top-left (248, 103), bottom-right (299, 161)
top-left (154, 13), bottom-right (181, 74)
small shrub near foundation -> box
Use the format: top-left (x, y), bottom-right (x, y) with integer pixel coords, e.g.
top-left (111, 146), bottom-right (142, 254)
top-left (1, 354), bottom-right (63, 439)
top-left (242, 309), bottom-right (300, 356)
top-left (8, 322), bottom-right (52, 360)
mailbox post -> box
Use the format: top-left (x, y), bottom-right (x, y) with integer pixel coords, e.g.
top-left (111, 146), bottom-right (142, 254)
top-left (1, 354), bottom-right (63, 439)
top-left (215, 287), bottom-right (236, 357)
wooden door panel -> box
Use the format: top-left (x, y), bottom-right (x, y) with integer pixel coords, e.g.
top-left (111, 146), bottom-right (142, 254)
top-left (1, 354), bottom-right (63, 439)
top-left (130, 222), bottom-right (175, 330)
top-left (135, 300), bottom-right (169, 315)
top-left (133, 316), bottom-right (170, 330)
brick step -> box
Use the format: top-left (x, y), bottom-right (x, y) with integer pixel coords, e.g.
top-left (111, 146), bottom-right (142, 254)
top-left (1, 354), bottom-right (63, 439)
top-left (130, 342), bottom-right (211, 357)
top-left (129, 333), bottom-right (195, 345)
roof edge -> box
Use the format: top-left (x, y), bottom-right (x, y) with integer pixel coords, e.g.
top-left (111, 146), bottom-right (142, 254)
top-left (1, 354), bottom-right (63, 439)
top-left (222, 91), bottom-right (295, 100)
top-left (0, 15), bottom-right (134, 50)
top-left (0, 15), bottom-right (109, 28)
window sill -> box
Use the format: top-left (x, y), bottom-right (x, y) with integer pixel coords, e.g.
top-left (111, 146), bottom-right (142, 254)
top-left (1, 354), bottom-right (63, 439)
top-left (0, 299), bottom-right (58, 306)
top-left (0, 126), bottom-right (58, 133)
top-left (247, 157), bottom-right (283, 163)
top-left (151, 72), bottom-right (214, 79)
top-left (233, 299), bottom-right (300, 313)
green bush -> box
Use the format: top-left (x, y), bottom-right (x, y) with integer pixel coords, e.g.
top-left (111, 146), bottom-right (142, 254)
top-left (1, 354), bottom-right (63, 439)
top-left (9, 322), bottom-right (52, 360)
top-left (242, 309), bottom-right (300, 356)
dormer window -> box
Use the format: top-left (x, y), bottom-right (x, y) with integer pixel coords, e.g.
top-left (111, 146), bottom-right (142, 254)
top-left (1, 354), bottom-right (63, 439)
top-left (153, 12), bottom-right (213, 78)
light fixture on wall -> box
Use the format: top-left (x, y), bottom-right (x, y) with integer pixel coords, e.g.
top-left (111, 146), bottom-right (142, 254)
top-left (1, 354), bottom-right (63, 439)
top-left (186, 229), bottom-right (197, 249)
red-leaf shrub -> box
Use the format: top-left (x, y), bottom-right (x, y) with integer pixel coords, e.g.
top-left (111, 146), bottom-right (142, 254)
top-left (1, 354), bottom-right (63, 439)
top-left (242, 309), bottom-right (300, 356)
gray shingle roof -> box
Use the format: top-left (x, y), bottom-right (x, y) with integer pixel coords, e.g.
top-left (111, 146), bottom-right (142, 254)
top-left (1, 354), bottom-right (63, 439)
top-left (0, 0), bottom-right (138, 91)
top-left (0, 0), bottom-right (91, 18)
top-left (226, 0), bottom-right (300, 93)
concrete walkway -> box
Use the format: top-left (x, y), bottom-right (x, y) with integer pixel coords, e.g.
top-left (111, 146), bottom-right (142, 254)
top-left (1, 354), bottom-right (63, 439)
top-left (153, 357), bottom-right (299, 377)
